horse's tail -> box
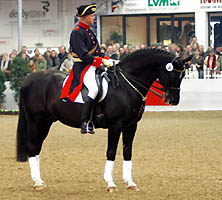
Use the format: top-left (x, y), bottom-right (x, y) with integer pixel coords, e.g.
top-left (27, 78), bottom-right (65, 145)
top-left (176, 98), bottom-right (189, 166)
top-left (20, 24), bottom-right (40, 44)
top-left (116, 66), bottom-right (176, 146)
top-left (16, 90), bottom-right (29, 162)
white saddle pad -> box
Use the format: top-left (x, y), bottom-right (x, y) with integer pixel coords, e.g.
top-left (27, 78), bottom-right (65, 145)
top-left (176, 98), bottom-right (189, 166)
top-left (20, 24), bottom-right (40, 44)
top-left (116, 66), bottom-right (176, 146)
top-left (62, 74), bottom-right (109, 104)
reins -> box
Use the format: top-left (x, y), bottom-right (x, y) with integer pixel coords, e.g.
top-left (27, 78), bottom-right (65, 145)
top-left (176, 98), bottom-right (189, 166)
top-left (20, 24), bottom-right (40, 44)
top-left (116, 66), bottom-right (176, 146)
top-left (119, 71), bottom-right (166, 101)
top-left (109, 55), bottom-right (187, 102)
top-left (110, 63), bottom-right (164, 102)
top-left (119, 71), bottom-right (147, 102)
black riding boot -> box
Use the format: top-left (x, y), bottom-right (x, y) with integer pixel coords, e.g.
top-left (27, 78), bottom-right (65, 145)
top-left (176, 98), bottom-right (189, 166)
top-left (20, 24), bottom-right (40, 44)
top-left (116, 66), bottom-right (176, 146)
top-left (81, 97), bottom-right (95, 134)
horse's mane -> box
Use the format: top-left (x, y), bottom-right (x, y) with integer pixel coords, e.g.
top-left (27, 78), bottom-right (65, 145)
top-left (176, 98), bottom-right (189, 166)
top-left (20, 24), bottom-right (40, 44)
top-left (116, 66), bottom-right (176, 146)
top-left (119, 48), bottom-right (175, 66)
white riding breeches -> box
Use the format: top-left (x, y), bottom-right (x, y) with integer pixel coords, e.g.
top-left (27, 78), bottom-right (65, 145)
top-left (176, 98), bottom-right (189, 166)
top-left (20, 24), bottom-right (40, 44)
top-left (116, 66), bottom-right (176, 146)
top-left (83, 66), bottom-right (98, 100)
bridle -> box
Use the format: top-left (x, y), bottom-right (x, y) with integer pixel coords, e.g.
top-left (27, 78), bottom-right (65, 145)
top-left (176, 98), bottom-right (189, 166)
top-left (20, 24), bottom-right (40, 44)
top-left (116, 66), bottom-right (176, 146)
top-left (157, 56), bottom-right (186, 93)
top-left (114, 57), bottom-right (186, 102)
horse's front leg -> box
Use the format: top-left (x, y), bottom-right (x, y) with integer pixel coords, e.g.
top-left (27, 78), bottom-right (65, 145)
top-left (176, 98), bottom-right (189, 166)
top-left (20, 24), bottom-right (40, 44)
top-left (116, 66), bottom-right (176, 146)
top-left (122, 123), bottom-right (139, 191)
top-left (104, 127), bottom-right (121, 192)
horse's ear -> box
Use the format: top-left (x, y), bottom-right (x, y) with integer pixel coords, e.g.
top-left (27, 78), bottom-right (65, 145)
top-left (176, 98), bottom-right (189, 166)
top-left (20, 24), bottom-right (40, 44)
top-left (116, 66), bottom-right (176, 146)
top-left (182, 55), bottom-right (193, 64)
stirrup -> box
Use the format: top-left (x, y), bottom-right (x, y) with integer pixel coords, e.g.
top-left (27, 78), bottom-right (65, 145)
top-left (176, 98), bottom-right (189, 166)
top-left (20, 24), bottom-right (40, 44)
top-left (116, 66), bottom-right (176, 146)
top-left (81, 121), bottom-right (95, 134)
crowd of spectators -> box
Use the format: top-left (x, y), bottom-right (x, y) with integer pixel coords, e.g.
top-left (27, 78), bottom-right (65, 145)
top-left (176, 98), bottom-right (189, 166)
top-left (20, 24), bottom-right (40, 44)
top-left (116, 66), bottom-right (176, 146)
top-left (1, 37), bottom-right (222, 81)
top-left (0, 45), bottom-right (74, 81)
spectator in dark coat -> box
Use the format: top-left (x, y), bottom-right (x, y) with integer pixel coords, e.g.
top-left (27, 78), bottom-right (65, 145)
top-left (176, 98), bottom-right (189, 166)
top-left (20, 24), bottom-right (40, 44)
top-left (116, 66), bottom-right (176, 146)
top-left (48, 50), bottom-right (60, 69)
top-left (31, 48), bottom-right (40, 63)
top-left (191, 49), bottom-right (204, 79)
top-left (199, 45), bottom-right (207, 58)
top-left (17, 45), bottom-right (30, 62)
top-left (106, 45), bottom-right (118, 60)
top-left (58, 45), bottom-right (68, 70)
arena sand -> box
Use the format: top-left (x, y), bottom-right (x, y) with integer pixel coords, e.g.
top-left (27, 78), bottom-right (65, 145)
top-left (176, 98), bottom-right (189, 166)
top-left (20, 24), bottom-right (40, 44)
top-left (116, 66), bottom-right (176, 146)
top-left (1, 111), bottom-right (222, 200)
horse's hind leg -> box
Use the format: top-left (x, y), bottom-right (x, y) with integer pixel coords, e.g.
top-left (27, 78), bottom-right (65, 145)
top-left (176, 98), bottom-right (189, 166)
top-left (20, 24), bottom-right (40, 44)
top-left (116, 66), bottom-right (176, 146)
top-left (27, 118), bottom-right (52, 190)
top-left (122, 123), bottom-right (139, 191)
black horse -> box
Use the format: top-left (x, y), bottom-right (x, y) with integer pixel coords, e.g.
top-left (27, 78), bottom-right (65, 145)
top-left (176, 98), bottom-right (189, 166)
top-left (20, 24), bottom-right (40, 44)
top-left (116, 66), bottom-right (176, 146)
top-left (16, 48), bottom-right (191, 191)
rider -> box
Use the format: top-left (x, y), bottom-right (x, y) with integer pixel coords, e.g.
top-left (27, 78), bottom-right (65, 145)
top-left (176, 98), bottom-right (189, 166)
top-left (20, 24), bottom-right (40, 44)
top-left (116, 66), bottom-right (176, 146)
top-left (60, 3), bottom-right (113, 134)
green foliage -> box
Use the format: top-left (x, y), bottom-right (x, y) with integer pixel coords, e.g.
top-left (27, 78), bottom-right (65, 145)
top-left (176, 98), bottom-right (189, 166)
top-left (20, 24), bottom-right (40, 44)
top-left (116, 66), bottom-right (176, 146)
top-left (110, 31), bottom-right (123, 45)
top-left (0, 70), bottom-right (6, 104)
top-left (9, 57), bottom-right (31, 102)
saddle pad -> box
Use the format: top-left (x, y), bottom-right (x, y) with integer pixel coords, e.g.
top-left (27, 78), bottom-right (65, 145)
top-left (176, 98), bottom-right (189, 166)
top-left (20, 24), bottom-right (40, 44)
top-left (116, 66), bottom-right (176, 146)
top-left (62, 75), bottom-right (108, 104)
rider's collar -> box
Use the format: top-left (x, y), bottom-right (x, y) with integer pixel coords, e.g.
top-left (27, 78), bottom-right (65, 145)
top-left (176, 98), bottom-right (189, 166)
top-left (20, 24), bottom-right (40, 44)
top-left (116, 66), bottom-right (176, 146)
top-left (78, 22), bottom-right (90, 30)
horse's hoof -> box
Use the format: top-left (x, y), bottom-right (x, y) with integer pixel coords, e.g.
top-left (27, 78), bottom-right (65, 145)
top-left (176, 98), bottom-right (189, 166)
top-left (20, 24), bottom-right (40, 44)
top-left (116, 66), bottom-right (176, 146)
top-left (107, 186), bottom-right (118, 193)
top-left (127, 186), bottom-right (139, 191)
top-left (34, 183), bottom-right (46, 191)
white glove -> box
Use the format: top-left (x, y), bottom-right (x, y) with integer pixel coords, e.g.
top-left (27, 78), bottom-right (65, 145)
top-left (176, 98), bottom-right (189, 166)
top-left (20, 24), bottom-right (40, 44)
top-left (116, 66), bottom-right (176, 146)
top-left (102, 59), bottom-right (113, 68)
top-left (114, 60), bottom-right (120, 65)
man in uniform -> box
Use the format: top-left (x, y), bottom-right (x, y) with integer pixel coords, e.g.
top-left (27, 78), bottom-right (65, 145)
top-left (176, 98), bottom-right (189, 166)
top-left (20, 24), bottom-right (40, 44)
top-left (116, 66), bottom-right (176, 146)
top-left (60, 3), bottom-right (113, 134)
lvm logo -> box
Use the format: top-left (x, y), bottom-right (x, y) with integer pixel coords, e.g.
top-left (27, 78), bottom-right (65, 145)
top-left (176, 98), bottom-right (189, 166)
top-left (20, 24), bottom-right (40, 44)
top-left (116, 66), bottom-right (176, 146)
top-left (148, 0), bottom-right (180, 7)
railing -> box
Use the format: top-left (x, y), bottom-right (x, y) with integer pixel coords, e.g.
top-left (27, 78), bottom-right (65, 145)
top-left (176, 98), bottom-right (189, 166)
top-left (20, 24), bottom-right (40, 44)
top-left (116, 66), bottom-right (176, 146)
top-left (184, 65), bottom-right (222, 79)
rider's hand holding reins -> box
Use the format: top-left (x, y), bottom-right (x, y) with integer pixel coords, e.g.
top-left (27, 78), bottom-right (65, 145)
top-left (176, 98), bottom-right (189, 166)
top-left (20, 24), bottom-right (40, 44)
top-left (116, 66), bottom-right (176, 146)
top-left (102, 59), bottom-right (113, 68)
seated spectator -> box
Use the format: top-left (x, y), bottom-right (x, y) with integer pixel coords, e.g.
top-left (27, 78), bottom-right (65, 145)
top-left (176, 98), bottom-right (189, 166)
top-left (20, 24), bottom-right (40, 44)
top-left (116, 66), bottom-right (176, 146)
top-left (29, 60), bottom-right (35, 72)
top-left (60, 53), bottom-right (74, 73)
top-left (21, 52), bottom-right (29, 61)
top-left (199, 45), bottom-right (206, 58)
top-left (216, 53), bottom-right (222, 74)
top-left (112, 45), bottom-right (119, 59)
top-left (106, 45), bottom-right (113, 58)
top-left (8, 52), bottom-right (16, 73)
top-left (11, 49), bottom-right (18, 56)
top-left (190, 36), bottom-right (198, 47)
top-left (58, 45), bottom-right (68, 70)
top-left (31, 48), bottom-right (40, 63)
top-left (184, 45), bottom-right (193, 69)
top-left (17, 45), bottom-right (30, 61)
top-left (106, 45), bottom-right (118, 60)
top-left (176, 44), bottom-right (185, 58)
top-left (34, 54), bottom-right (47, 72)
top-left (119, 48), bottom-right (125, 60)
top-left (216, 46), bottom-right (222, 56)
top-left (120, 44), bottom-right (130, 60)
top-left (191, 42), bottom-right (199, 54)
top-left (168, 43), bottom-right (177, 55)
top-left (204, 48), bottom-right (219, 78)
top-left (115, 43), bottom-right (120, 53)
top-left (184, 45), bottom-right (193, 57)
top-left (48, 50), bottom-right (60, 69)
top-left (0, 53), bottom-right (11, 81)
top-left (156, 44), bottom-right (163, 49)
top-left (131, 46), bottom-right (137, 53)
top-left (101, 43), bottom-right (107, 50)
top-left (43, 50), bottom-right (51, 68)
top-left (100, 46), bottom-right (106, 57)
top-left (139, 44), bottom-right (146, 49)
top-left (191, 49), bottom-right (204, 79)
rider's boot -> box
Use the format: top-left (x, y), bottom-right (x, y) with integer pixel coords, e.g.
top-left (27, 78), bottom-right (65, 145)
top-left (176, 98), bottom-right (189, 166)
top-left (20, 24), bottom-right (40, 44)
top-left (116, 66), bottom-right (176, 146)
top-left (81, 97), bottom-right (95, 134)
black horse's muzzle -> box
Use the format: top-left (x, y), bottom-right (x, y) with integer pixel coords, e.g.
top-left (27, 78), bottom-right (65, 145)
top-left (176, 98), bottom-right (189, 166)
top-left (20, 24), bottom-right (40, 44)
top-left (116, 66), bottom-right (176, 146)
top-left (164, 87), bottom-right (181, 105)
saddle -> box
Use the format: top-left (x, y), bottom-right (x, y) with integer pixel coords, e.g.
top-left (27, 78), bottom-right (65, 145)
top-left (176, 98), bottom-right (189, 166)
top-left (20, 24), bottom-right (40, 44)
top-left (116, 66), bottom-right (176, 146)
top-left (81, 67), bottom-right (110, 102)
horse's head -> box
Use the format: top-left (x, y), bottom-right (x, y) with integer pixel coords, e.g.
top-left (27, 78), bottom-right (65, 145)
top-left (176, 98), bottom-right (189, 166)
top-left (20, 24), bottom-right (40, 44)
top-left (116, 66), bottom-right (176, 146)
top-left (158, 55), bottom-right (192, 105)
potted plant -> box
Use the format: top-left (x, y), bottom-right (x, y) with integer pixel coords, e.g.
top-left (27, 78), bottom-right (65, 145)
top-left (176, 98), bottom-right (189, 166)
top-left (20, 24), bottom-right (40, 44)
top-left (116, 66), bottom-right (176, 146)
top-left (9, 57), bottom-right (32, 102)
top-left (109, 31), bottom-right (123, 45)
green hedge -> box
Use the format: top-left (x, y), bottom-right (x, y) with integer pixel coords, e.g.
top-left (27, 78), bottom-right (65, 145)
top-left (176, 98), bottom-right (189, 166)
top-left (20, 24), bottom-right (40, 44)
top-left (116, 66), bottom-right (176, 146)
top-left (0, 109), bottom-right (18, 115)
top-left (9, 57), bottom-right (32, 102)
top-left (0, 70), bottom-right (6, 104)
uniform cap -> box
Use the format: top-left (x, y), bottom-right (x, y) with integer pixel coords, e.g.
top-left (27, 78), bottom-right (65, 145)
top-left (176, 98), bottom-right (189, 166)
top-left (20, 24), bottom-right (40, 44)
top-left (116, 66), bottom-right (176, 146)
top-left (76, 4), bottom-right (96, 17)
